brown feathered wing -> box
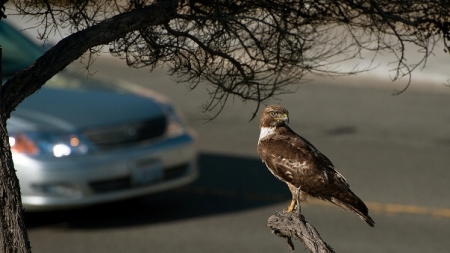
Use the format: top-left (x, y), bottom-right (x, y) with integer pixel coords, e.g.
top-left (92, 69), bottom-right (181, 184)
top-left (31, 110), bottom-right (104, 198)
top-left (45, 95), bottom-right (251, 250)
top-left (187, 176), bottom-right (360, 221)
top-left (258, 125), bottom-right (375, 227)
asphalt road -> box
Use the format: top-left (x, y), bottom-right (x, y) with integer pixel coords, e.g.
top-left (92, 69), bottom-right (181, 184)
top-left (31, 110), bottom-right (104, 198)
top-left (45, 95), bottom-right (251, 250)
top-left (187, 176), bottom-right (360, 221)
top-left (24, 56), bottom-right (450, 253)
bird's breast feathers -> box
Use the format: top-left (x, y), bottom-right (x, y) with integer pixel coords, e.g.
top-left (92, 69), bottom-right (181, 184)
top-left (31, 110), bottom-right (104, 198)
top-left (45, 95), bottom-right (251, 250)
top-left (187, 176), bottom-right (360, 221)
top-left (257, 127), bottom-right (340, 188)
top-left (258, 137), bottom-right (323, 185)
top-left (258, 126), bottom-right (276, 144)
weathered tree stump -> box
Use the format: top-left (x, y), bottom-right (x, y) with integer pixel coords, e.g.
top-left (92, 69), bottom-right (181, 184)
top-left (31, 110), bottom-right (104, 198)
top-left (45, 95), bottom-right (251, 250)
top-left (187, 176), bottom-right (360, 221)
top-left (267, 211), bottom-right (335, 253)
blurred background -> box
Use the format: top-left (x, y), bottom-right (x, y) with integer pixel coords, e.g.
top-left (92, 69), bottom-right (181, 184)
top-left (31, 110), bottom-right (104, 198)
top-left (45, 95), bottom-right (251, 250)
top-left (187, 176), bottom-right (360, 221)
top-left (6, 13), bottom-right (450, 253)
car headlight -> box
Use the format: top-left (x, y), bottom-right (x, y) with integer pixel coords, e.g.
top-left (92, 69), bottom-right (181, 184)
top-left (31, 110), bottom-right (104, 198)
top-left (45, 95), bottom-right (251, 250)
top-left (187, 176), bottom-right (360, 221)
top-left (9, 132), bottom-right (94, 157)
top-left (161, 104), bottom-right (188, 138)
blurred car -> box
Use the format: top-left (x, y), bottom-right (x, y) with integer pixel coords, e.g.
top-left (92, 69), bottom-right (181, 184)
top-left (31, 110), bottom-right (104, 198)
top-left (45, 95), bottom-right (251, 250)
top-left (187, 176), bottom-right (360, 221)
top-left (1, 22), bottom-right (198, 211)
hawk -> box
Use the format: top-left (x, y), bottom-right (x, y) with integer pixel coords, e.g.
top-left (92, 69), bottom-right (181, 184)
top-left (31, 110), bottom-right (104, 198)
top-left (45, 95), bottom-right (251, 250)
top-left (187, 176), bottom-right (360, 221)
top-left (257, 104), bottom-right (374, 227)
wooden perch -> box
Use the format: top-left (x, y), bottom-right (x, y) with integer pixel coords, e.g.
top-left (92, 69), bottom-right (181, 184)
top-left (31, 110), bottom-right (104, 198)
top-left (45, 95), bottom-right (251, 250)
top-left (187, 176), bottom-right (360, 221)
top-left (267, 211), bottom-right (335, 253)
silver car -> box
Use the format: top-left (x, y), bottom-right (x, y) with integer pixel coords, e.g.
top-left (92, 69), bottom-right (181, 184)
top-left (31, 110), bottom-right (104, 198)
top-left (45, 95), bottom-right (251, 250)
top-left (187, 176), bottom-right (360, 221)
top-left (1, 22), bottom-right (198, 211)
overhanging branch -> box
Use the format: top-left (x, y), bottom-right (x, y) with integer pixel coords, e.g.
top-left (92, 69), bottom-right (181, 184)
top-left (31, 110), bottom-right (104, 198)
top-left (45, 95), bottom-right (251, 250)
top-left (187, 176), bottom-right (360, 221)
top-left (1, 0), bottom-right (177, 117)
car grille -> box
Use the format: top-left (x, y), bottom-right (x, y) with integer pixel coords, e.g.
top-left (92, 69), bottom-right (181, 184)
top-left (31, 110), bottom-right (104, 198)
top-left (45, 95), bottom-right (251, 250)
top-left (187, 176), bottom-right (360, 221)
top-left (163, 164), bottom-right (190, 180)
top-left (81, 116), bottom-right (167, 149)
top-left (89, 163), bottom-right (190, 194)
top-left (89, 177), bottom-right (131, 193)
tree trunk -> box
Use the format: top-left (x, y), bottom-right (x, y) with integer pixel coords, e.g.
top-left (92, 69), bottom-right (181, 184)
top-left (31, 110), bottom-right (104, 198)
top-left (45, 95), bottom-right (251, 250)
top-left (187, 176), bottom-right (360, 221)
top-left (0, 43), bottom-right (32, 253)
top-left (0, 110), bottom-right (31, 253)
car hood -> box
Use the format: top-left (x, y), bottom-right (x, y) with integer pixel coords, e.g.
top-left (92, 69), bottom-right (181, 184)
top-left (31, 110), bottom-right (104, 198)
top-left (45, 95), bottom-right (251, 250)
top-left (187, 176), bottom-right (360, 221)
top-left (8, 72), bottom-right (168, 133)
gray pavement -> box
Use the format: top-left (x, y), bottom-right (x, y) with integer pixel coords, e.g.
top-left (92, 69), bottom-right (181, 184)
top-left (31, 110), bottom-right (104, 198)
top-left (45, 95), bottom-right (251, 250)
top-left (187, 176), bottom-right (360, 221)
top-left (24, 56), bottom-right (450, 253)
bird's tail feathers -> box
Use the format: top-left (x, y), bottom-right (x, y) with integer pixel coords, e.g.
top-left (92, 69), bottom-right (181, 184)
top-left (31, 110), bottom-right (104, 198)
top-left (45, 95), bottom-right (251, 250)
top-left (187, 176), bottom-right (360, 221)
top-left (330, 191), bottom-right (375, 227)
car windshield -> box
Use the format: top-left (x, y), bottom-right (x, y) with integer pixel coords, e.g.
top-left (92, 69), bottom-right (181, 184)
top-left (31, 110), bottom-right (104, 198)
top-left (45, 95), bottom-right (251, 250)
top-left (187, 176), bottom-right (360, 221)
top-left (0, 22), bottom-right (148, 95)
top-left (0, 22), bottom-right (44, 77)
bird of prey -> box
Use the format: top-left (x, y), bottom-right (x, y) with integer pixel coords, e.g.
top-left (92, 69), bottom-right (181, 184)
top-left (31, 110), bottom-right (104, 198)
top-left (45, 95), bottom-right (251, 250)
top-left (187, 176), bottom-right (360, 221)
top-left (257, 104), bottom-right (374, 227)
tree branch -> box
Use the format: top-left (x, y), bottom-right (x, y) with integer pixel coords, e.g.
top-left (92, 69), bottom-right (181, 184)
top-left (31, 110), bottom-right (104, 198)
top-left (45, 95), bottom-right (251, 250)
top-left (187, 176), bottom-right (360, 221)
top-left (0, 0), bottom-right (7, 19)
top-left (267, 211), bottom-right (335, 253)
top-left (1, 0), bottom-right (177, 118)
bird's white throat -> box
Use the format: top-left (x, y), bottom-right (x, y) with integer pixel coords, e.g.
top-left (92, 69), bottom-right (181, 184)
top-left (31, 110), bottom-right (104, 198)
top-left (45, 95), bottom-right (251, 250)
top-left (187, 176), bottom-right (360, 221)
top-left (259, 127), bottom-right (276, 142)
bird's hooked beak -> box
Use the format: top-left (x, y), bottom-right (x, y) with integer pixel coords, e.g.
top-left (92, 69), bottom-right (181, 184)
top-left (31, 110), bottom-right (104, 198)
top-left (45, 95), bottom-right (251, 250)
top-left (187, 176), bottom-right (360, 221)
top-left (275, 113), bottom-right (289, 124)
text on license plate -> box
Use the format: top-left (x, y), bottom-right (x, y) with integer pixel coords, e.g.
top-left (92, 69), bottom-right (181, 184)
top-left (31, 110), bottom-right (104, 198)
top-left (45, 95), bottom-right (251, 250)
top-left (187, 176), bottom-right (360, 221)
top-left (130, 160), bottom-right (163, 185)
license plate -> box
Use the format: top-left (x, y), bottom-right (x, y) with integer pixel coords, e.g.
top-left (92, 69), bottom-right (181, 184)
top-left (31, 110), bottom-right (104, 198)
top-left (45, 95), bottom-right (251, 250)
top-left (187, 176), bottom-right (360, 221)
top-left (130, 160), bottom-right (163, 186)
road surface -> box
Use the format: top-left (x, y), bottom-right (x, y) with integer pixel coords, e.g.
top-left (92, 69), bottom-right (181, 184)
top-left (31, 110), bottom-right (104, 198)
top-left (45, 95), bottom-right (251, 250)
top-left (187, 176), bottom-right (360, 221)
top-left (23, 56), bottom-right (450, 253)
